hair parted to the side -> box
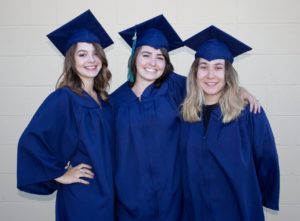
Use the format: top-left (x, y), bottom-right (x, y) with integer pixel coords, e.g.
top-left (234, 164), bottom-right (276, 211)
top-left (56, 43), bottom-right (111, 101)
top-left (181, 58), bottom-right (246, 123)
top-left (128, 46), bottom-right (174, 87)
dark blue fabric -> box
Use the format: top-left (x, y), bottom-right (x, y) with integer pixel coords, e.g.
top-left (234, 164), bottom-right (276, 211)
top-left (17, 87), bottom-right (114, 221)
top-left (181, 105), bottom-right (280, 221)
top-left (184, 25), bottom-right (252, 63)
top-left (119, 15), bottom-right (183, 52)
top-left (110, 73), bottom-right (186, 221)
top-left (47, 9), bottom-right (113, 55)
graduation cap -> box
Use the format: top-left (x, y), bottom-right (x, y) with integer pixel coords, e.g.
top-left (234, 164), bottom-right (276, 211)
top-left (47, 9), bottom-right (113, 56)
top-left (184, 25), bottom-right (252, 63)
top-left (119, 14), bottom-right (183, 52)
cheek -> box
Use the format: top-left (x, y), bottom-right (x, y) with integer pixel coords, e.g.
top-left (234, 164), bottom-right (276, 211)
top-left (158, 61), bottom-right (166, 71)
top-left (196, 70), bottom-right (207, 81)
top-left (217, 72), bottom-right (225, 84)
top-left (74, 57), bottom-right (84, 68)
top-left (135, 56), bottom-right (144, 68)
top-left (196, 74), bottom-right (204, 87)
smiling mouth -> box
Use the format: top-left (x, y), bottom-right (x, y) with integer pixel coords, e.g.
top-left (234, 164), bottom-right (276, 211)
top-left (205, 82), bottom-right (218, 86)
top-left (144, 68), bottom-right (157, 73)
top-left (84, 65), bottom-right (98, 70)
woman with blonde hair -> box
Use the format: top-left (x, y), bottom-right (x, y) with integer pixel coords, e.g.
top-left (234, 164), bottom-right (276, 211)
top-left (181, 26), bottom-right (280, 221)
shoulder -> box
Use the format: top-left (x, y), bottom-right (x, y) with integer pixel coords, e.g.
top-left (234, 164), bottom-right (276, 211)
top-left (238, 104), bottom-right (270, 128)
top-left (168, 72), bottom-right (186, 85)
top-left (38, 87), bottom-right (74, 111)
top-left (109, 82), bottom-right (133, 108)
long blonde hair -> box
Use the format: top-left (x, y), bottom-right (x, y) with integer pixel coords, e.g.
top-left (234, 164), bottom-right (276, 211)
top-left (56, 43), bottom-right (111, 101)
top-left (181, 58), bottom-right (245, 123)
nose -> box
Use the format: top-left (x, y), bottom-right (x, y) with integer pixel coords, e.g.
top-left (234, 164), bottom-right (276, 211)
top-left (149, 57), bottom-right (156, 66)
top-left (88, 54), bottom-right (96, 62)
top-left (207, 67), bottom-right (215, 78)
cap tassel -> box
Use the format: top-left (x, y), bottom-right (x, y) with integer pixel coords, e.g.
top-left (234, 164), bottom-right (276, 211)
top-left (127, 31), bottom-right (137, 83)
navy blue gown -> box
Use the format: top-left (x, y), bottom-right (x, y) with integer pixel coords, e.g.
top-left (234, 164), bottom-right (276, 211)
top-left (181, 104), bottom-right (280, 221)
top-left (17, 87), bottom-right (114, 221)
top-left (110, 72), bottom-right (186, 221)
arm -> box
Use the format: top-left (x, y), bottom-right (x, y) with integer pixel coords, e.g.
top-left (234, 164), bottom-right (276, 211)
top-left (252, 109), bottom-right (280, 210)
top-left (17, 89), bottom-right (84, 194)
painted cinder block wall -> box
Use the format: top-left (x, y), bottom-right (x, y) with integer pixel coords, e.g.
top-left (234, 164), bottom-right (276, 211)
top-left (0, 0), bottom-right (299, 220)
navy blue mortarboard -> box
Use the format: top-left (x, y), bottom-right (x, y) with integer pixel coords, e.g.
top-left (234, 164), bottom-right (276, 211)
top-left (184, 25), bottom-right (252, 63)
top-left (119, 14), bottom-right (183, 52)
top-left (47, 9), bottom-right (113, 56)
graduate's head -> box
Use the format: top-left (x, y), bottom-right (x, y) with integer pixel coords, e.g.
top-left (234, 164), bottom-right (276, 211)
top-left (182, 26), bottom-right (250, 123)
top-left (187, 57), bottom-right (239, 102)
top-left (48, 10), bottom-right (113, 101)
top-left (119, 14), bottom-right (183, 86)
top-left (128, 45), bottom-right (174, 87)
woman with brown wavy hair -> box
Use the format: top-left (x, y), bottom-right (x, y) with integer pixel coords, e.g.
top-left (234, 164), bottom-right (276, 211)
top-left (17, 10), bottom-right (115, 221)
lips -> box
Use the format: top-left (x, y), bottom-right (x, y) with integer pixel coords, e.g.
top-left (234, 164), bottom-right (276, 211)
top-left (205, 82), bottom-right (218, 87)
top-left (84, 65), bottom-right (98, 70)
top-left (144, 68), bottom-right (157, 73)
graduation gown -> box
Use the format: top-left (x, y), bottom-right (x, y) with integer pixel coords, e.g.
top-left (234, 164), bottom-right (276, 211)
top-left (110, 72), bottom-right (186, 221)
top-left (17, 87), bottom-right (114, 221)
top-left (181, 105), bottom-right (280, 221)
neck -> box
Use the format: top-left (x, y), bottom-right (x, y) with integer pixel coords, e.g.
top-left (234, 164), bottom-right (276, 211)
top-left (132, 78), bottom-right (154, 97)
top-left (204, 94), bottom-right (221, 105)
top-left (81, 78), bottom-right (95, 94)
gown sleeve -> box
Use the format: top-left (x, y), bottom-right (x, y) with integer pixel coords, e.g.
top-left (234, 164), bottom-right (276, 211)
top-left (168, 72), bottom-right (187, 107)
top-left (251, 108), bottom-right (280, 210)
top-left (17, 89), bottom-right (79, 195)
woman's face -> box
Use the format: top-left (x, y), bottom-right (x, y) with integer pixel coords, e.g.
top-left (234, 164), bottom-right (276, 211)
top-left (74, 42), bottom-right (102, 81)
top-left (197, 58), bottom-right (226, 104)
top-left (135, 45), bottom-right (166, 85)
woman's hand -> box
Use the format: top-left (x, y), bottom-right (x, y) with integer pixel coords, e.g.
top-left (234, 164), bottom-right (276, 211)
top-left (239, 87), bottom-right (261, 113)
top-left (55, 163), bottom-right (94, 185)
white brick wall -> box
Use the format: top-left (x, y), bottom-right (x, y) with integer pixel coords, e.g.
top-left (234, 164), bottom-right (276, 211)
top-left (0, 0), bottom-right (299, 220)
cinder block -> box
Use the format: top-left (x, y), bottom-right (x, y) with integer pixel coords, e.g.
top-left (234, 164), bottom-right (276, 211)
top-left (238, 0), bottom-right (300, 23)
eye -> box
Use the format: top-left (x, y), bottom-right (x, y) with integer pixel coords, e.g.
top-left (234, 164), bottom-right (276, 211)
top-left (77, 53), bottom-right (86, 57)
top-left (157, 56), bottom-right (165, 61)
top-left (142, 53), bottom-right (150, 58)
top-left (199, 65), bottom-right (207, 70)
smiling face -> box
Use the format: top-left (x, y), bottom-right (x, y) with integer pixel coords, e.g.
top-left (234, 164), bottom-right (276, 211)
top-left (74, 42), bottom-right (102, 82)
top-left (196, 58), bottom-right (226, 104)
top-left (134, 45), bottom-right (166, 85)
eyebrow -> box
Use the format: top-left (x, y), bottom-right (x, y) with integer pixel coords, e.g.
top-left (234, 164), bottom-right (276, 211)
top-left (199, 61), bottom-right (224, 65)
top-left (140, 50), bottom-right (164, 56)
top-left (76, 49), bottom-right (96, 53)
top-left (76, 49), bottom-right (87, 53)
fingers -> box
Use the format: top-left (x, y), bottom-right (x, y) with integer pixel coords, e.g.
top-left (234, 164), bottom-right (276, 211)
top-left (249, 101), bottom-right (254, 113)
top-left (252, 99), bottom-right (261, 114)
top-left (77, 178), bottom-right (90, 185)
top-left (79, 168), bottom-right (95, 179)
top-left (77, 163), bottom-right (92, 170)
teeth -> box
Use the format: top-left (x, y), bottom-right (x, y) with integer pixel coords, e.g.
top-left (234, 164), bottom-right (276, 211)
top-left (206, 82), bottom-right (217, 86)
top-left (145, 68), bottom-right (156, 72)
top-left (85, 66), bottom-right (97, 70)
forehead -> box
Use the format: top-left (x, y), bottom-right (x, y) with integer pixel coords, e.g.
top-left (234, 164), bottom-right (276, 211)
top-left (139, 45), bottom-right (163, 54)
top-left (199, 58), bottom-right (225, 65)
top-left (76, 42), bottom-right (96, 51)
